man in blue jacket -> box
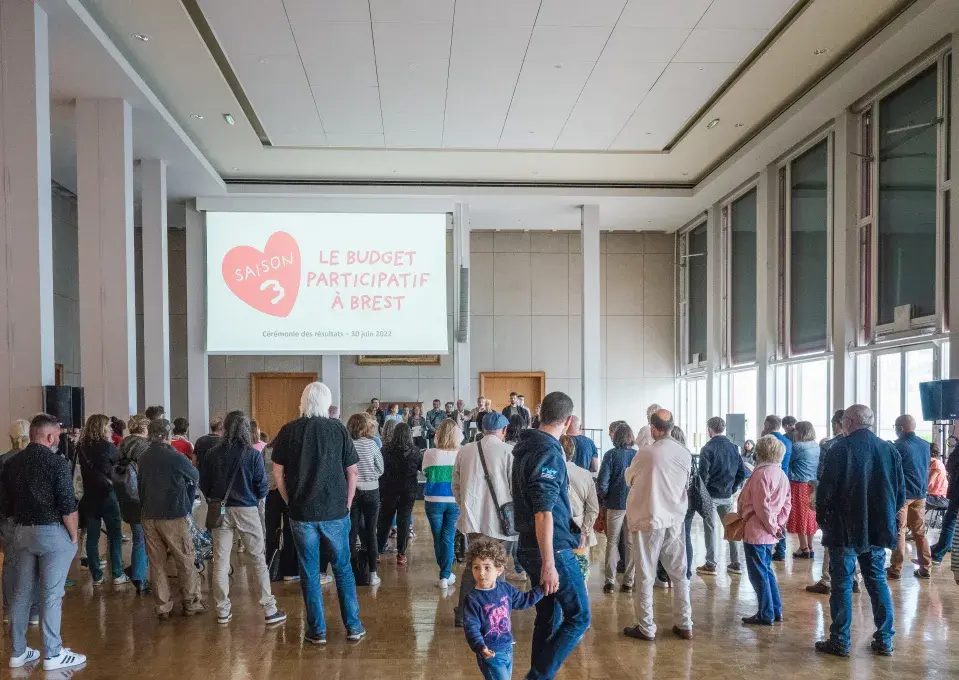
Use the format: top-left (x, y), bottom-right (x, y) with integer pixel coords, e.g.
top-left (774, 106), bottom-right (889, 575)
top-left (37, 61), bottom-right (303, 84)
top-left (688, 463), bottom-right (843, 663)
top-left (815, 405), bottom-right (905, 658)
top-left (512, 391), bottom-right (589, 680)
top-left (695, 417), bottom-right (747, 576)
top-left (888, 414), bottom-right (932, 580)
top-left (762, 415), bottom-right (793, 560)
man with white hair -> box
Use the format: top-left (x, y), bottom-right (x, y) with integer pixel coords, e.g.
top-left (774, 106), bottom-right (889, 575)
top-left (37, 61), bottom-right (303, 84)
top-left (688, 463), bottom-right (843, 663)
top-left (623, 409), bottom-right (693, 642)
top-left (272, 382), bottom-right (365, 645)
top-left (815, 405), bottom-right (905, 658)
top-left (635, 404), bottom-right (661, 449)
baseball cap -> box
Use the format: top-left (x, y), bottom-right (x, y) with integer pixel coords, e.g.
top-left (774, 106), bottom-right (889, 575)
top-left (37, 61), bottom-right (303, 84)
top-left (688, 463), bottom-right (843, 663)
top-left (483, 412), bottom-right (509, 432)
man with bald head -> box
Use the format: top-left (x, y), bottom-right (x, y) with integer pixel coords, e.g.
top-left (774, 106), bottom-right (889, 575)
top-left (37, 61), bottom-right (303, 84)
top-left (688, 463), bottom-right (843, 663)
top-left (888, 414), bottom-right (932, 579)
top-left (815, 405), bottom-right (904, 658)
top-left (623, 409), bottom-right (693, 642)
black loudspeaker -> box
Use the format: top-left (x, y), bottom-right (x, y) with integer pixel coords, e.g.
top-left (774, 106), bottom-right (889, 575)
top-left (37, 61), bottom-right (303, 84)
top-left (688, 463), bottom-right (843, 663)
top-left (43, 386), bottom-right (74, 429)
top-left (71, 387), bottom-right (85, 429)
top-left (919, 380), bottom-right (959, 421)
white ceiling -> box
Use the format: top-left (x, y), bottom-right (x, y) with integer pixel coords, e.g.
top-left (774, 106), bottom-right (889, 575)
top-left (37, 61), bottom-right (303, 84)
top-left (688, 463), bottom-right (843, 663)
top-left (197, 0), bottom-right (797, 151)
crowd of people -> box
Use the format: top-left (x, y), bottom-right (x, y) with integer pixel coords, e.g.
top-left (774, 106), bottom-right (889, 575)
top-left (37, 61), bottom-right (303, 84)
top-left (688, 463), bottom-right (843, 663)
top-left (0, 384), bottom-right (956, 676)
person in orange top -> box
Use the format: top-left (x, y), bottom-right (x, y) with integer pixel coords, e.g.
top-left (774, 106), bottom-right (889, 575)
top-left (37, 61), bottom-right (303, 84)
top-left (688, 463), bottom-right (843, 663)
top-left (928, 442), bottom-right (948, 499)
top-left (170, 417), bottom-right (195, 464)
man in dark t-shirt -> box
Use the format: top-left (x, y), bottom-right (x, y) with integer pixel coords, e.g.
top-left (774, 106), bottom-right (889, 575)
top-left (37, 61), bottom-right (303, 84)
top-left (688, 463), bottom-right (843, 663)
top-left (193, 416), bottom-right (224, 469)
top-left (271, 382), bottom-right (364, 645)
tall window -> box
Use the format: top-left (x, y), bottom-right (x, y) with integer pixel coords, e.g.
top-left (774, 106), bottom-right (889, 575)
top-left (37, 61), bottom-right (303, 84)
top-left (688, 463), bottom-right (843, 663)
top-left (719, 368), bottom-right (758, 438)
top-left (785, 139), bottom-right (830, 354)
top-left (679, 377), bottom-right (708, 450)
top-left (773, 358), bottom-right (832, 441)
top-left (873, 345), bottom-right (937, 442)
top-left (727, 189), bottom-right (757, 365)
top-left (683, 224), bottom-right (708, 367)
top-left (860, 51), bottom-right (951, 338)
top-left (877, 66), bottom-right (938, 324)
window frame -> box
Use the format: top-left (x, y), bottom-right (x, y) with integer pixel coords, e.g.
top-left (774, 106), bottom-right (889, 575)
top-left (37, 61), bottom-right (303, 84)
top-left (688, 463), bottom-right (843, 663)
top-left (771, 356), bottom-right (834, 439)
top-left (776, 131), bottom-right (835, 359)
top-left (678, 219), bottom-right (708, 375)
top-left (856, 48), bottom-right (952, 343)
top-left (721, 182), bottom-right (760, 369)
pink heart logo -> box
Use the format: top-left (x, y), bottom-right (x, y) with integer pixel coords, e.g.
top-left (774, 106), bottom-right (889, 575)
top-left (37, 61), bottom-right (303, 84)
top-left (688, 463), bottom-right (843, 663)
top-left (221, 231), bottom-right (301, 317)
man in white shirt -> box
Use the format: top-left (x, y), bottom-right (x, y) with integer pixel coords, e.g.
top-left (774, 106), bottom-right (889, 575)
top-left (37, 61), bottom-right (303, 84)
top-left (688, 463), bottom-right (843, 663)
top-left (451, 412), bottom-right (516, 626)
top-left (623, 409), bottom-right (693, 642)
top-left (635, 403), bottom-right (661, 449)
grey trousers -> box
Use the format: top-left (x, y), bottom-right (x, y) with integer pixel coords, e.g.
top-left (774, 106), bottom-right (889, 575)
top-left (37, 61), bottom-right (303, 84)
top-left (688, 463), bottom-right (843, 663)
top-left (10, 524), bottom-right (76, 658)
top-left (1, 518), bottom-right (38, 618)
top-left (212, 506), bottom-right (278, 618)
top-left (704, 499), bottom-right (741, 566)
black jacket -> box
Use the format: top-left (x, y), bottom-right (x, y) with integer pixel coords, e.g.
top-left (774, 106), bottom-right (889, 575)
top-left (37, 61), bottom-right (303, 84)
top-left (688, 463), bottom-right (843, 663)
top-left (380, 444), bottom-right (422, 496)
top-left (501, 405), bottom-right (531, 427)
top-left (947, 447), bottom-right (959, 500)
top-left (78, 440), bottom-right (118, 501)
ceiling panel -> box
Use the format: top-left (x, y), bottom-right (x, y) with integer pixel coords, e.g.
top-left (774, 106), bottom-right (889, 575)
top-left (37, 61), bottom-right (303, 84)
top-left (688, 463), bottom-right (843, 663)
top-left (525, 25), bottom-right (613, 63)
top-left (373, 21), bottom-right (452, 62)
top-left (450, 23), bottom-right (533, 64)
top-left (672, 28), bottom-right (768, 63)
top-left (535, 0), bottom-right (628, 27)
top-left (292, 22), bottom-right (378, 88)
top-left (443, 62), bottom-right (524, 148)
top-left (601, 26), bottom-right (691, 63)
top-left (281, 0), bottom-right (372, 23)
top-left (554, 60), bottom-right (666, 149)
top-left (618, 0), bottom-right (712, 28)
top-left (324, 133), bottom-right (385, 148)
top-left (312, 84), bottom-right (383, 134)
top-left (369, 0), bottom-right (455, 24)
top-left (379, 58), bottom-right (448, 147)
top-left (611, 61), bottom-right (736, 149)
top-left (230, 53), bottom-right (325, 139)
top-left (453, 0), bottom-right (541, 25)
top-left (697, 0), bottom-right (798, 30)
top-left (198, 0), bottom-right (297, 56)
top-left (383, 127), bottom-right (443, 148)
top-left (500, 60), bottom-right (595, 148)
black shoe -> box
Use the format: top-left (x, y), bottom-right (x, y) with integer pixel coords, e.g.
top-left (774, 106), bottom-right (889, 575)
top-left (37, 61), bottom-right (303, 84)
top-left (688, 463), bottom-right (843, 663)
top-left (774, 613), bottom-right (784, 623)
top-left (623, 626), bottom-right (654, 641)
top-left (620, 584), bottom-right (634, 593)
top-left (305, 632), bottom-right (327, 645)
top-left (603, 583), bottom-right (615, 594)
top-left (346, 627), bottom-right (367, 642)
top-left (742, 614), bottom-right (773, 626)
top-left (815, 640), bottom-right (849, 658)
top-left (616, 562), bottom-right (625, 574)
top-left (870, 640), bottom-right (894, 656)
top-left (772, 554), bottom-right (786, 563)
top-left (852, 580), bottom-right (861, 593)
top-left (265, 610), bottom-right (288, 625)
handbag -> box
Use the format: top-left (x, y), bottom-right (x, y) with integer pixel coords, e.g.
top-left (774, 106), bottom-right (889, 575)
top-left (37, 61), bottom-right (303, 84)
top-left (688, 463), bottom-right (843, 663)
top-left (205, 452), bottom-right (245, 530)
top-left (722, 511), bottom-right (746, 542)
top-left (477, 440), bottom-right (518, 537)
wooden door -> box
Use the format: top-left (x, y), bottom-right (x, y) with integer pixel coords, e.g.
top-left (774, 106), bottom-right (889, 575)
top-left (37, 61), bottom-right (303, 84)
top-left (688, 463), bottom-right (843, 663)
top-left (478, 372), bottom-right (546, 412)
top-left (250, 372), bottom-right (318, 441)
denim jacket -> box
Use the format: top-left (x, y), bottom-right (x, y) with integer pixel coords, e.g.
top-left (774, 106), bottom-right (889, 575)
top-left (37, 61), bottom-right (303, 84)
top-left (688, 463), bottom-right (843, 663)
top-left (789, 440), bottom-right (820, 483)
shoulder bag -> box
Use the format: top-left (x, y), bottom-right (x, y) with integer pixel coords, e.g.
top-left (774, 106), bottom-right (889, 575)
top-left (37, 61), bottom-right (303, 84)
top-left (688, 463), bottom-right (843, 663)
top-left (205, 451), bottom-right (245, 530)
top-left (477, 440), bottom-right (517, 537)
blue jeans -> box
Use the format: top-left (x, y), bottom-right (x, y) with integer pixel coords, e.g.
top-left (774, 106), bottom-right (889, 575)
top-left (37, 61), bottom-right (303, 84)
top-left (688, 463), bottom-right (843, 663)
top-left (477, 646), bottom-right (513, 680)
top-left (130, 523), bottom-right (148, 584)
top-left (81, 492), bottom-right (124, 580)
top-left (744, 543), bottom-right (781, 623)
top-left (10, 525), bottom-right (76, 658)
top-left (773, 536), bottom-right (787, 559)
top-left (517, 548), bottom-right (591, 680)
top-left (827, 547), bottom-right (894, 652)
top-left (931, 496), bottom-right (958, 561)
top-left (290, 517), bottom-right (363, 636)
top-left (424, 502), bottom-right (459, 579)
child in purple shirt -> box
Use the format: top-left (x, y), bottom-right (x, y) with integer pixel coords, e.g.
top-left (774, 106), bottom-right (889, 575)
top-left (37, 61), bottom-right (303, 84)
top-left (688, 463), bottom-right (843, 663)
top-left (462, 539), bottom-right (543, 680)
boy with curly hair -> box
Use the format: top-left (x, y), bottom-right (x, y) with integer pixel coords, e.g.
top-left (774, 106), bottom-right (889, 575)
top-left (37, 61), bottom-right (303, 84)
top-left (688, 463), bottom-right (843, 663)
top-left (462, 538), bottom-right (543, 679)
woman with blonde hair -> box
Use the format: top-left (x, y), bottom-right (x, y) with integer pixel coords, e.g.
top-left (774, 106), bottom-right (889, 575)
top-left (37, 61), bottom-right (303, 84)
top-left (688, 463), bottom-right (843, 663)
top-left (738, 435), bottom-right (791, 625)
top-left (77, 414), bottom-right (129, 586)
top-left (422, 419), bottom-right (461, 587)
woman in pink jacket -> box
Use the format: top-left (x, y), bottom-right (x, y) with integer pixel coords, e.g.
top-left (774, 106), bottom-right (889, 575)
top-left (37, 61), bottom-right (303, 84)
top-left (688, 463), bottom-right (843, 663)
top-left (738, 435), bottom-right (792, 626)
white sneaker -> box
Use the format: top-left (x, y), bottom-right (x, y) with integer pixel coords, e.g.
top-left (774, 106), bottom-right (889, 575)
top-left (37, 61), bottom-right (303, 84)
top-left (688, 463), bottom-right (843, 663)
top-left (28, 614), bottom-right (39, 626)
top-left (370, 572), bottom-right (381, 586)
top-left (113, 575), bottom-right (131, 586)
top-left (446, 573), bottom-right (456, 586)
top-left (43, 649), bottom-right (86, 671)
top-left (438, 578), bottom-right (449, 589)
top-left (319, 574), bottom-right (333, 586)
top-left (654, 579), bottom-right (670, 589)
top-left (9, 648), bottom-right (40, 668)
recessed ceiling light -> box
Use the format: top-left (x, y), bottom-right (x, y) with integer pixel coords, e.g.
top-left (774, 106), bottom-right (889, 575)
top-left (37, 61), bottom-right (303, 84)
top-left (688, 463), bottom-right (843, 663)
top-left (190, 113), bottom-right (203, 120)
top-left (813, 48), bottom-right (829, 55)
top-left (258, 58), bottom-right (268, 64)
top-left (231, 166), bottom-right (239, 171)
top-left (553, 64), bottom-right (562, 69)
top-left (697, 66), bottom-right (704, 71)
top-left (734, 122), bottom-right (744, 128)
top-left (706, 118), bottom-right (720, 129)
top-left (132, 33), bottom-right (150, 42)
top-left (223, 113), bottom-right (235, 126)
top-left (682, 172), bottom-right (689, 177)
top-left (645, 132), bottom-right (652, 136)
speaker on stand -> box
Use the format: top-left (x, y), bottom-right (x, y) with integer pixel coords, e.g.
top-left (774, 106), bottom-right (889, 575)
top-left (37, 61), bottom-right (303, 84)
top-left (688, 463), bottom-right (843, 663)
top-left (43, 386), bottom-right (75, 429)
